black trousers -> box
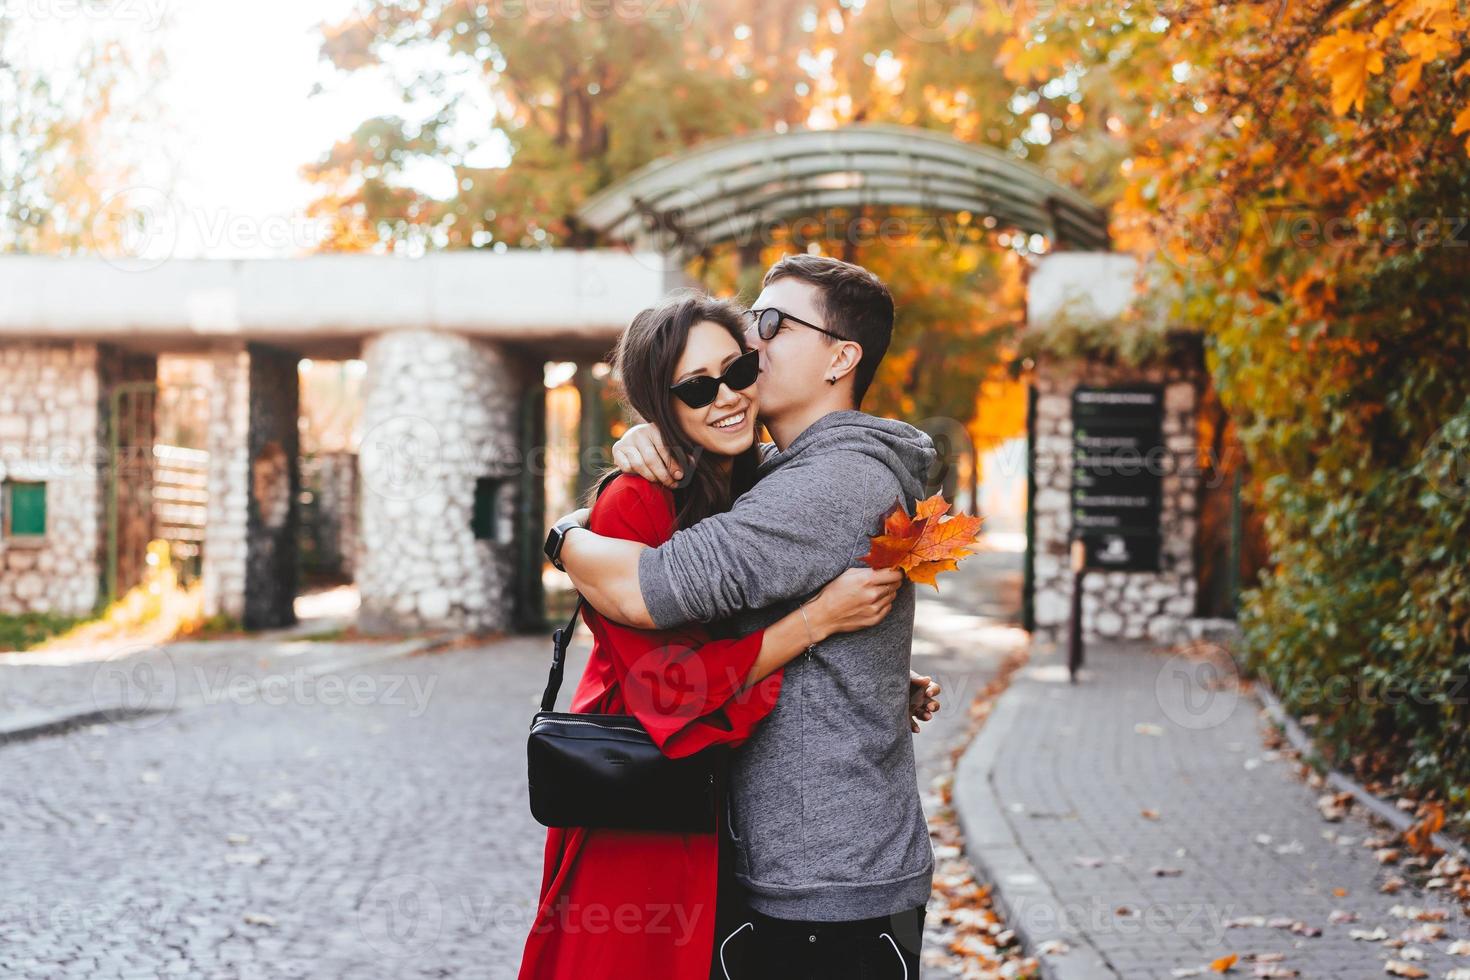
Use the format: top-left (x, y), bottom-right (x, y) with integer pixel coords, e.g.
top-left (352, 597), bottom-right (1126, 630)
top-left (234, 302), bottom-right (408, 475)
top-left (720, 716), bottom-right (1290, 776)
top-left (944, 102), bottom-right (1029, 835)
top-left (713, 900), bottom-right (926, 980)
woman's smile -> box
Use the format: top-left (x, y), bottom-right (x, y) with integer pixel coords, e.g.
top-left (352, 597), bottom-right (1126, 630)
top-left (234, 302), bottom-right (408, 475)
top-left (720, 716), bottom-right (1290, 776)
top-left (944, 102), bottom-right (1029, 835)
top-left (709, 408), bottom-right (749, 432)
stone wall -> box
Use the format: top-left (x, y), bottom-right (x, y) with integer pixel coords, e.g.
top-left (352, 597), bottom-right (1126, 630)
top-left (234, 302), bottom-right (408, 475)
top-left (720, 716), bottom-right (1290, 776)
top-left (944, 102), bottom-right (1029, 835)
top-left (199, 341), bottom-right (302, 630)
top-left (1030, 360), bottom-right (1203, 643)
top-left (357, 330), bottom-right (528, 634)
top-left (0, 342), bottom-right (106, 617)
top-left (202, 344), bottom-right (250, 624)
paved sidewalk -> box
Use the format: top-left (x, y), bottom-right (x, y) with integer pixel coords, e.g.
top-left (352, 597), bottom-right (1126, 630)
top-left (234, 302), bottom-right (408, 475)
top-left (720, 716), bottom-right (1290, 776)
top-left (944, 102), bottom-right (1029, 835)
top-left (956, 641), bottom-right (1469, 980)
top-left (911, 547), bottom-right (1026, 794)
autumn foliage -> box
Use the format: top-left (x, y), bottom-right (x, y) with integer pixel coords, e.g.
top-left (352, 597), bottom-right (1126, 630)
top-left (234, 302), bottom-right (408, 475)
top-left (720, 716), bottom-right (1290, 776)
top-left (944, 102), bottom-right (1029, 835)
top-left (993, 0), bottom-right (1470, 811)
top-left (860, 493), bottom-right (983, 590)
top-left (305, 2), bottom-right (1052, 447)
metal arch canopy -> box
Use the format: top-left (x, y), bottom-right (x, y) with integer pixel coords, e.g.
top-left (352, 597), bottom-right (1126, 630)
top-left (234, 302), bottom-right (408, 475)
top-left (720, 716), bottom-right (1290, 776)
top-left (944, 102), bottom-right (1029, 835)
top-left (574, 123), bottom-right (1110, 254)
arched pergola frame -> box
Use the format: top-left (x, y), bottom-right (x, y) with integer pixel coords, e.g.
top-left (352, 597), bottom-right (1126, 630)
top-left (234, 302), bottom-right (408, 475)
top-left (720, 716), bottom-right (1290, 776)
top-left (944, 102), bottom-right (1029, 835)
top-left (574, 123), bottom-right (1109, 257)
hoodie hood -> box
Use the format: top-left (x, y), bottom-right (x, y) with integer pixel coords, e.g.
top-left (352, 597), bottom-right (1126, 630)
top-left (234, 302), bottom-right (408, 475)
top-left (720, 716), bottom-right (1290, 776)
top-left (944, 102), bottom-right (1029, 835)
top-left (761, 409), bottom-right (935, 508)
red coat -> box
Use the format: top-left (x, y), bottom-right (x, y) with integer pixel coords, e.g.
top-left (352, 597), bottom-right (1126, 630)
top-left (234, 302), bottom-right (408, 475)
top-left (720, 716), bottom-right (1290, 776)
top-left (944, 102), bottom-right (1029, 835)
top-left (517, 475), bottom-right (784, 980)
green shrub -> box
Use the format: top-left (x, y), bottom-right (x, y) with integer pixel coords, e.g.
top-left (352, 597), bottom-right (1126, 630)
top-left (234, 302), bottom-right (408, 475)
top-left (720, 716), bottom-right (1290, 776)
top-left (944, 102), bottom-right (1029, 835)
top-left (0, 612), bottom-right (89, 652)
top-left (1241, 400), bottom-right (1470, 820)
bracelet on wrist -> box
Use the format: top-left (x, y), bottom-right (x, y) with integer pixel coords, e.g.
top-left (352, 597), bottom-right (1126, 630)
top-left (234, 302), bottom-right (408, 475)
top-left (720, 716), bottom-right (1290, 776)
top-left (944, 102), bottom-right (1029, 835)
top-left (798, 597), bottom-right (819, 653)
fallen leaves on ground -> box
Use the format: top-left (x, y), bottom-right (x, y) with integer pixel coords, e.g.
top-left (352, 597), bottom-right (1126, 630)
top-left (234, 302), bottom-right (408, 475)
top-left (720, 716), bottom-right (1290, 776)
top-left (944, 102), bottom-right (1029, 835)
top-left (1398, 923), bottom-right (1445, 943)
top-left (923, 649), bottom-right (1036, 979)
top-left (1382, 960), bottom-right (1427, 978)
top-left (1243, 952), bottom-right (1300, 977)
top-left (1224, 916), bottom-right (1319, 937)
top-left (1317, 791), bottom-right (1352, 822)
top-left (1404, 802), bottom-right (1445, 856)
top-left (923, 815), bottom-right (1033, 977)
top-left (1253, 966), bottom-right (1298, 978)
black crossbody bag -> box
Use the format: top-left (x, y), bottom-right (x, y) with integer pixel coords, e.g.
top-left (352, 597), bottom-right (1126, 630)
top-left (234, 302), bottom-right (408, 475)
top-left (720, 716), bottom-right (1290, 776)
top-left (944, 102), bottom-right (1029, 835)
top-left (526, 554), bottom-right (719, 832)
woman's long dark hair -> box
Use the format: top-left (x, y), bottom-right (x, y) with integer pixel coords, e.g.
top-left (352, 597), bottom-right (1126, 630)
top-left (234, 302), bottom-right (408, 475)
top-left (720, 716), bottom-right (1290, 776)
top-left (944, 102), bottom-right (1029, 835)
top-left (593, 292), bottom-right (760, 530)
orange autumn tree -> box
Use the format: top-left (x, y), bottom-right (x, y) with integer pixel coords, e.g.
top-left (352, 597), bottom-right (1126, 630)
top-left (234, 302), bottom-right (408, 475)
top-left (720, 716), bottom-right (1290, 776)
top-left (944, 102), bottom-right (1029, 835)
top-left (308, 2), bottom-right (1059, 447)
top-left (984, 0), bottom-right (1470, 808)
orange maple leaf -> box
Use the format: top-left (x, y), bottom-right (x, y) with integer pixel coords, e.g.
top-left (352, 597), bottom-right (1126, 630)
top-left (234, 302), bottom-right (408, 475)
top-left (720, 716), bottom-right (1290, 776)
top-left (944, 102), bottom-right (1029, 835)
top-left (1405, 801), bottom-right (1445, 856)
top-left (859, 493), bottom-right (983, 590)
top-left (1307, 29), bottom-right (1385, 115)
top-left (907, 558), bottom-right (960, 589)
top-left (863, 517), bottom-right (927, 570)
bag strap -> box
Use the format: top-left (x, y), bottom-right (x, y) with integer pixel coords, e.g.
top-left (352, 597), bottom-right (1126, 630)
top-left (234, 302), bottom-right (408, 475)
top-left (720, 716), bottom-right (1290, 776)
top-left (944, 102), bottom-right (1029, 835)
top-left (540, 596), bottom-right (586, 713)
top-left (537, 469), bottom-right (624, 714)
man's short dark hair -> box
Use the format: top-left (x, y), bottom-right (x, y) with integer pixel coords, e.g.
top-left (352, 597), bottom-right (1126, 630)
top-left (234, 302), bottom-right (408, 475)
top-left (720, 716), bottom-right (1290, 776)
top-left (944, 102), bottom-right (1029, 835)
top-left (762, 253), bottom-right (894, 408)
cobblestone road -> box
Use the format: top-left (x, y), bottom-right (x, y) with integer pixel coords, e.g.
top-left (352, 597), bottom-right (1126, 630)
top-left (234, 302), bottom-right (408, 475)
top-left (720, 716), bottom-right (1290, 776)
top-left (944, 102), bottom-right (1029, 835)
top-left (965, 641), bottom-right (1469, 980)
top-left (2, 637), bottom-right (555, 979)
top-left (1, 548), bottom-right (1023, 979)
top-left (1, 634), bottom-right (428, 738)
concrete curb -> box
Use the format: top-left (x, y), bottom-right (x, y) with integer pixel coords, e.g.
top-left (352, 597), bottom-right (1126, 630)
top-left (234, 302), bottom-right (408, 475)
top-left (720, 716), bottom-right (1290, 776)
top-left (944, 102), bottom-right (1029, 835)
top-left (0, 636), bottom-right (438, 744)
top-left (1255, 680), bottom-right (1469, 863)
top-left (953, 651), bottom-right (1118, 980)
top-left (0, 706), bottom-right (173, 746)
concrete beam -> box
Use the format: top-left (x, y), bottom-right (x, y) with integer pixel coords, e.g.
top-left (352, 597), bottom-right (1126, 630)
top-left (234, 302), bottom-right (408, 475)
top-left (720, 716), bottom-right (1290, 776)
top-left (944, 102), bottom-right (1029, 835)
top-left (0, 251), bottom-right (677, 357)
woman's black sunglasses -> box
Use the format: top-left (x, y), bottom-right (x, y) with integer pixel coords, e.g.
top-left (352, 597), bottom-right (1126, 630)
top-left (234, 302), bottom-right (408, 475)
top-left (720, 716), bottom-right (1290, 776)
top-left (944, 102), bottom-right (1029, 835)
top-left (743, 307), bottom-right (848, 343)
top-left (669, 348), bottom-right (760, 409)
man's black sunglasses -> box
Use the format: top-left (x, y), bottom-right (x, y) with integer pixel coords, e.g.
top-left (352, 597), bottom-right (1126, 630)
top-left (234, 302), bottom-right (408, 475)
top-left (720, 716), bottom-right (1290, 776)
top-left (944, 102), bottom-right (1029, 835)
top-left (743, 307), bottom-right (848, 343)
top-left (668, 348), bottom-right (760, 409)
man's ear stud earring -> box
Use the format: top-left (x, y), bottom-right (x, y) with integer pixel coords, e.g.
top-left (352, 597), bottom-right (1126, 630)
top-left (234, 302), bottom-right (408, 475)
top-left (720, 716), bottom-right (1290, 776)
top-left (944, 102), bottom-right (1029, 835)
top-left (826, 377), bottom-right (836, 385)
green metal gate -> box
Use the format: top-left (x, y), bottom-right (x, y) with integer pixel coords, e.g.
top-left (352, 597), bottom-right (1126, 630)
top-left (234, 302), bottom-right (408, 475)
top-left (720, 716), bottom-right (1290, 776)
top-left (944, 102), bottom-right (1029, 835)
top-left (105, 381), bottom-right (158, 606)
top-left (105, 381), bottom-right (210, 607)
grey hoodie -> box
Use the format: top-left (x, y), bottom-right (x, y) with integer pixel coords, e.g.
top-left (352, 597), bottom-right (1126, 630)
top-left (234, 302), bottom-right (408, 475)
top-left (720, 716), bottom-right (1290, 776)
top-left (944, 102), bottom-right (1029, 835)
top-left (638, 410), bottom-right (937, 921)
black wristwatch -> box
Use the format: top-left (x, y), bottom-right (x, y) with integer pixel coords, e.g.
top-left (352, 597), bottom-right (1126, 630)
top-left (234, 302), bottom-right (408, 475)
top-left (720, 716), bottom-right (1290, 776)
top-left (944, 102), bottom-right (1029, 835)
top-left (544, 516), bottom-right (586, 572)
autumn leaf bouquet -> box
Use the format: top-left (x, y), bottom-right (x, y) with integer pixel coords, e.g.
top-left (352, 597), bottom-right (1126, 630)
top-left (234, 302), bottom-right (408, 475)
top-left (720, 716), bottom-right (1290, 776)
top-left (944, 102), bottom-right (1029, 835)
top-left (859, 492), bottom-right (983, 588)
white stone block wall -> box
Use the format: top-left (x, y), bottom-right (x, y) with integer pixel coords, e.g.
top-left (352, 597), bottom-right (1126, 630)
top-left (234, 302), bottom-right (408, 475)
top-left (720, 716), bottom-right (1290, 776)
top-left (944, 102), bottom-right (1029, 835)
top-left (0, 341), bottom-right (105, 617)
top-left (357, 330), bottom-right (525, 633)
top-left (202, 343), bottom-right (250, 623)
top-left (1031, 362), bottom-right (1202, 643)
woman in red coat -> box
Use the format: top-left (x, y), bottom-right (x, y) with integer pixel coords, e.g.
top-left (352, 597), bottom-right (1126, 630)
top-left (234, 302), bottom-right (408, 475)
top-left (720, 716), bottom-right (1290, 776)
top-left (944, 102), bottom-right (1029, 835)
top-left (517, 295), bottom-right (905, 980)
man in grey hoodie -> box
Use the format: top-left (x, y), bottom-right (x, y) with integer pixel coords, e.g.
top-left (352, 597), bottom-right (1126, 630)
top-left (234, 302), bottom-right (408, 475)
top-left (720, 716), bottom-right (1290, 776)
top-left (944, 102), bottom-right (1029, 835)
top-left (555, 254), bottom-right (937, 978)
